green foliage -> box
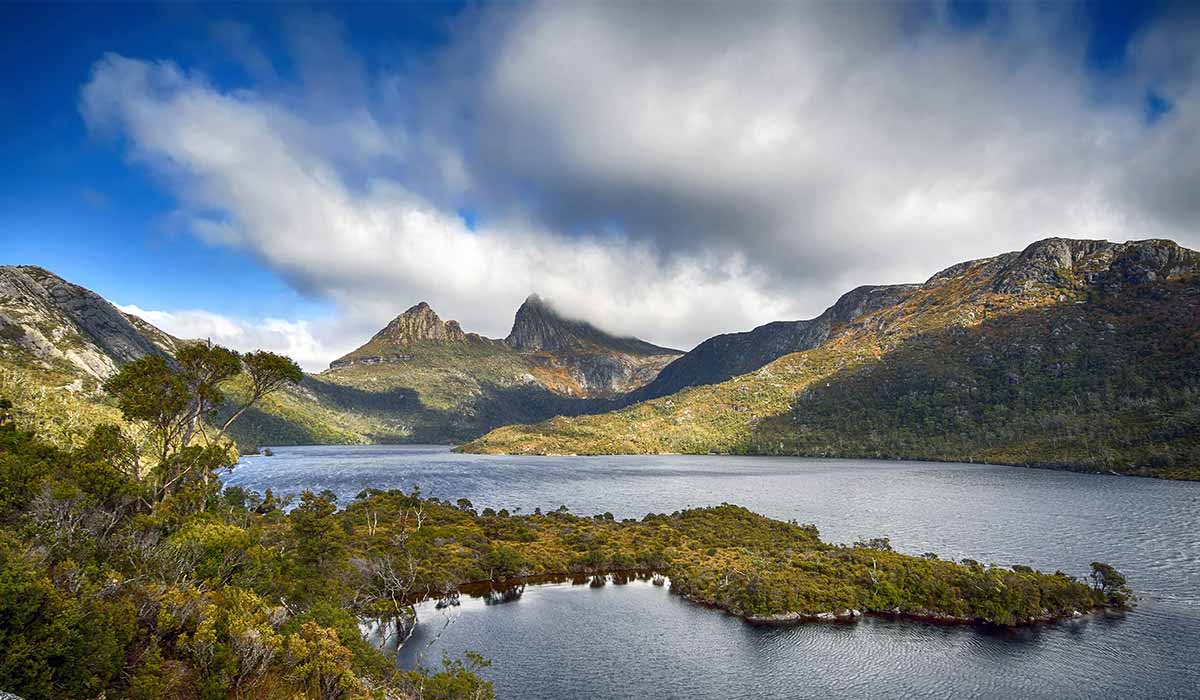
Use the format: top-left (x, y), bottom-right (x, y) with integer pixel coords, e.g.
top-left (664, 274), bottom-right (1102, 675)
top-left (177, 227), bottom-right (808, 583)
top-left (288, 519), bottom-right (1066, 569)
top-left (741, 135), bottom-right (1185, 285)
top-left (1090, 561), bottom-right (1132, 606)
top-left (103, 354), bottom-right (190, 454)
top-left (289, 491), bottom-right (349, 602)
top-left (0, 418), bottom-right (496, 700)
top-left (0, 342), bottom-right (494, 700)
top-left (334, 492), bottom-right (1112, 625)
top-left (0, 410), bottom-right (1125, 699)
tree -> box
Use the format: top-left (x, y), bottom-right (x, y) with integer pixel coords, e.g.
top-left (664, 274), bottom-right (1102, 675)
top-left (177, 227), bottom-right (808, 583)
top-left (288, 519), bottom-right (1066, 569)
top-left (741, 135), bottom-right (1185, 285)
top-left (1089, 562), bottom-right (1130, 605)
top-left (220, 351), bottom-right (303, 434)
top-left (291, 492), bottom-right (348, 595)
top-left (103, 355), bottom-right (190, 464)
top-left (104, 345), bottom-right (302, 505)
top-left (176, 343), bottom-right (242, 447)
top-left (103, 344), bottom-right (240, 465)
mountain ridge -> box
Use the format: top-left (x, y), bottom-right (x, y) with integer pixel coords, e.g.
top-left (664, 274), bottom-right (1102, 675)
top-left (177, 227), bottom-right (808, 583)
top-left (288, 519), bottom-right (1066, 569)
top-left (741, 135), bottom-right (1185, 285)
top-left (460, 237), bottom-right (1200, 480)
top-left (5, 237), bottom-right (1199, 478)
top-left (628, 283), bottom-right (918, 403)
top-left (329, 293), bottom-right (682, 398)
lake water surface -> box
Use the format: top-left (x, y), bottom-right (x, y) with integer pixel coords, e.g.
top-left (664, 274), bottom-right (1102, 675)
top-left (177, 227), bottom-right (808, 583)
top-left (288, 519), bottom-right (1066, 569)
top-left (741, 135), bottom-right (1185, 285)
top-left (228, 445), bottom-right (1200, 700)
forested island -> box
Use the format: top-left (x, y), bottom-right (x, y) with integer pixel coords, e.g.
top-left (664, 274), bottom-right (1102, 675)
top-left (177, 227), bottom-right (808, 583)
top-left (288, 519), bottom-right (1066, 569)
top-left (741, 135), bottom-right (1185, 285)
top-left (0, 344), bottom-right (1131, 700)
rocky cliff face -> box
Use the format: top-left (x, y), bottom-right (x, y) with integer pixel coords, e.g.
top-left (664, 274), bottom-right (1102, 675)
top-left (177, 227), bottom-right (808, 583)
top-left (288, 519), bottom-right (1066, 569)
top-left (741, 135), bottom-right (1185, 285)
top-left (504, 294), bottom-right (682, 396)
top-left (630, 283), bottom-right (918, 402)
top-left (0, 265), bottom-right (176, 378)
top-left (506, 294), bottom-right (678, 356)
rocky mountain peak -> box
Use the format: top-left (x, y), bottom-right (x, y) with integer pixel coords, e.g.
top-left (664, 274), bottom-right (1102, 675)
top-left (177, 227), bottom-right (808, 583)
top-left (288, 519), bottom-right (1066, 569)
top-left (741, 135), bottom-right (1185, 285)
top-left (373, 302), bottom-right (468, 345)
top-left (922, 238), bottom-right (1200, 299)
top-left (505, 294), bottom-right (677, 357)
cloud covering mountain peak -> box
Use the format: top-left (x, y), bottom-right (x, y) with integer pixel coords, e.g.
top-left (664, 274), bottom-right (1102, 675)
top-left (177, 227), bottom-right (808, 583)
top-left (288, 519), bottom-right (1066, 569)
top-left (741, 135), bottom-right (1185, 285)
top-left (78, 2), bottom-right (1200, 368)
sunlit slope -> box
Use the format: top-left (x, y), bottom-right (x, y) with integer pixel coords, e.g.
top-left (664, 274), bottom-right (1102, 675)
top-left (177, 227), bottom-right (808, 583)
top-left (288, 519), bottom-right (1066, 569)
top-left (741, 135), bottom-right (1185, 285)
top-left (461, 238), bottom-right (1200, 479)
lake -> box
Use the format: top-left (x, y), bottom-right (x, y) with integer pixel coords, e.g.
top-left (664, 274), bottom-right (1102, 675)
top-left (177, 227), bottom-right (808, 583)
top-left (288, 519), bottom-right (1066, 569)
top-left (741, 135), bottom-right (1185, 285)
top-left (227, 445), bottom-right (1200, 700)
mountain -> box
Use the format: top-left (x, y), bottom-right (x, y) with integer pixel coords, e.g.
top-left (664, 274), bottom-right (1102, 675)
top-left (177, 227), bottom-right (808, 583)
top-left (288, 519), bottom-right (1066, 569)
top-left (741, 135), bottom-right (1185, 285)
top-left (0, 265), bottom-right (186, 444)
top-left (307, 296), bottom-right (681, 444)
top-left (461, 238), bottom-right (1200, 480)
top-left (0, 265), bottom-right (682, 449)
top-left (628, 284), bottom-right (918, 402)
top-left (0, 265), bottom-right (177, 379)
top-left (329, 296), bottom-right (680, 398)
top-left (505, 294), bottom-right (681, 396)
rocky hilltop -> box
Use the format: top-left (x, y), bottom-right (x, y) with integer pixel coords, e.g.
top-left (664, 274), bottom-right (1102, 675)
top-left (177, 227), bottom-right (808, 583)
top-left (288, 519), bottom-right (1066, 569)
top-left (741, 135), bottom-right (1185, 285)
top-left (462, 238), bottom-right (1200, 480)
top-left (0, 265), bottom-right (176, 378)
top-left (330, 302), bottom-right (499, 369)
top-left (370, 301), bottom-right (473, 344)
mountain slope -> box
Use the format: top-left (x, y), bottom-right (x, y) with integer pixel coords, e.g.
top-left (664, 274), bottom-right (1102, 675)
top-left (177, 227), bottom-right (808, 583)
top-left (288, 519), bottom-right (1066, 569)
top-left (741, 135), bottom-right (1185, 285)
top-left (628, 283), bottom-right (917, 402)
top-left (0, 265), bottom-right (176, 379)
top-left (0, 267), bottom-right (682, 449)
top-left (461, 238), bottom-right (1200, 479)
top-left (0, 265), bottom-right (182, 445)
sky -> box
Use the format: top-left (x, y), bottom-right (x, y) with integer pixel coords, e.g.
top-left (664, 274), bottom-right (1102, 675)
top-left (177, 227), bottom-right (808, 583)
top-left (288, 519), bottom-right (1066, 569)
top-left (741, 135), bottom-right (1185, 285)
top-left (2, 1), bottom-right (1198, 371)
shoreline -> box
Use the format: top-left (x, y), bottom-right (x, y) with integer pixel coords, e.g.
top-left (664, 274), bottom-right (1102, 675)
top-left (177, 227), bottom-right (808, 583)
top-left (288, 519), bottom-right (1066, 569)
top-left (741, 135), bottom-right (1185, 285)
top-left (241, 444), bottom-right (1199, 482)
top-left (372, 568), bottom-right (1125, 652)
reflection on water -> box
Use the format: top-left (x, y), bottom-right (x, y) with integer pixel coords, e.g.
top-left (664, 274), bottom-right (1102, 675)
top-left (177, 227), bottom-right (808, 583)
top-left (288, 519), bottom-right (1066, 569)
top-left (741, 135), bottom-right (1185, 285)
top-left (229, 445), bottom-right (1200, 700)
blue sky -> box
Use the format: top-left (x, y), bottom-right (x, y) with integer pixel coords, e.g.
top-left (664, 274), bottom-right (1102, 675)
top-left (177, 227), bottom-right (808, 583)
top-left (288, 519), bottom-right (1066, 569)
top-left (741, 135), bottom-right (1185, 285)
top-left (1, 2), bottom-right (464, 322)
top-left (2, 1), bottom-right (1196, 369)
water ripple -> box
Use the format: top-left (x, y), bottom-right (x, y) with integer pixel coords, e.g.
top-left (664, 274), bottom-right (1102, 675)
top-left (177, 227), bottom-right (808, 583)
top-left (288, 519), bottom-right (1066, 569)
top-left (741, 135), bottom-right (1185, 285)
top-left (229, 446), bottom-right (1200, 700)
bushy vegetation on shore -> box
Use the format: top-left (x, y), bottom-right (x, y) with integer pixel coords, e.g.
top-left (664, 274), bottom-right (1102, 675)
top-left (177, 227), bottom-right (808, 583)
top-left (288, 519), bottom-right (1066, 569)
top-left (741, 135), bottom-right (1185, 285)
top-left (333, 490), bottom-right (1124, 626)
top-left (0, 412), bottom-right (1126, 700)
top-left (0, 337), bottom-right (1130, 699)
top-left (0, 344), bottom-right (495, 700)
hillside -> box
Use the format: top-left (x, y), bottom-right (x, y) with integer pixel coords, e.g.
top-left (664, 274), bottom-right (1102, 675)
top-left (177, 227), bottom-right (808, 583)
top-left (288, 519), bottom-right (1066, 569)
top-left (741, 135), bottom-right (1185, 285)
top-left (0, 265), bottom-right (177, 379)
top-left (627, 283), bottom-right (917, 402)
top-left (0, 265), bottom-right (179, 446)
top-left (0, 268), bottom-right (678, 448)
top-left (461, 238), bottom-right (1200, 480)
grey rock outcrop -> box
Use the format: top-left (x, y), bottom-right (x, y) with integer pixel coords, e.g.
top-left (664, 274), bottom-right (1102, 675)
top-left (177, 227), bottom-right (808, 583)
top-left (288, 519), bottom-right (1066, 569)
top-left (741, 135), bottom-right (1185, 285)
top-left (369, 302), bottom-right (473, 345)
top-left (0, 265), bottom-right (176, 378)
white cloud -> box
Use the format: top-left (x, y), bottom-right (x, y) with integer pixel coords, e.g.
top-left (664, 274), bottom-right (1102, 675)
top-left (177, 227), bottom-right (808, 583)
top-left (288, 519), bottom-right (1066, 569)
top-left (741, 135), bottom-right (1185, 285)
top-left (81, 51), bottom-right (795, 356)
top-left (118, 304), bottom-right (354, 372)
top-left (82, 3), bottom-right (1200, 370)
